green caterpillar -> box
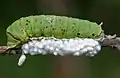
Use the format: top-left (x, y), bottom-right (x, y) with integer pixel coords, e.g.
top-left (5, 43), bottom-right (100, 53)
top-left (6, 15), bottom-right (103, 50)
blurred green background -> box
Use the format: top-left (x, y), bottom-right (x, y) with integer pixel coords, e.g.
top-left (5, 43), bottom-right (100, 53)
top-left (0, 0), bottom-right (120, 78)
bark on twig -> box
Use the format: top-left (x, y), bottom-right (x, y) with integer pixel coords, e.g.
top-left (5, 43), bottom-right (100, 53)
top-left (0, 46), bottom-right (8, 54)
top-left (101, 37), bottom-right (120, 48)
top-left (101, 37), bottom-right (120, 51)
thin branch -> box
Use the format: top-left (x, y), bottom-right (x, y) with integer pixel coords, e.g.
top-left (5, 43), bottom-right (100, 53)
top-left (101, 37), bottom-right (120, 50)
top-left (0, 46), bottom-right (8, 54)
top-left (101, 38), bottom-right (120, 46)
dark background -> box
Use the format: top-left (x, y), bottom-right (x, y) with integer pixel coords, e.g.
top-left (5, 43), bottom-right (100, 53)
top-left (0, 0), bottom-right (120, 78)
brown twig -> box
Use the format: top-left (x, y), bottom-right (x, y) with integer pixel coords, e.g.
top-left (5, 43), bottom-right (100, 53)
top-left (0, 46), bottom-right (20, 55)
top-left (0, 46), bottom-right (8, 54)
top-left (101, 37), bottom-right (120, 51)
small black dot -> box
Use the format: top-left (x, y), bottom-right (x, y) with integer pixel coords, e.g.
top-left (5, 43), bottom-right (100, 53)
top-left (26, 20), bottom-right (30, 23)
top-left (62, 32), bottom-right (64, 35)
top-left (63, 29), bottom-right (65, 32)
top-left (72, 26), bottom-right (74, 29)
top-left (50, 20), bottom-right (53, 23)
top-left (21, 29), bottom-right (23, 31)
top-left (52, 28), bottom-right (55, 30)
top-left (92, 33), bottom-right (95, 36)
top-left (46, 26), bottom-right (48, 28)
top-left (41, 33), bottom-right (44, 36)
top-left (77, 32), bottom-right (80, 35)
top-left (26, 23), bottom-right (28, 25)
top-left (61, 29), bottom-right (65, 32)
top-left (26, 20), bottom-right (28, 22)
top-left (40, 22), bottom-right (42, 24)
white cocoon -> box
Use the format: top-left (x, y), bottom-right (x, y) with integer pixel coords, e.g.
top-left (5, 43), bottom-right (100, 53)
top-left (21, 37), bottom-right (101, 56)
top-left (18, 54), bottom-right (26, 66)
top-left (19, 37), bottom-right (101, 66)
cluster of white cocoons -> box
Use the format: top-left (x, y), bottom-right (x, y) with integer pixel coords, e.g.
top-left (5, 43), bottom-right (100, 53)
top-left (18, 37), bottom-right (101, 66)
